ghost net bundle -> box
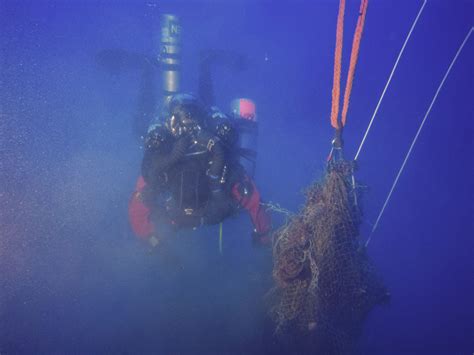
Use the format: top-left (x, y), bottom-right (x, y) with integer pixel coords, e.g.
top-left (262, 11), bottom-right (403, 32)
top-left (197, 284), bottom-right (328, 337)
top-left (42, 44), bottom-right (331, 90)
top-left (269, 159), bottom-right (389, 354)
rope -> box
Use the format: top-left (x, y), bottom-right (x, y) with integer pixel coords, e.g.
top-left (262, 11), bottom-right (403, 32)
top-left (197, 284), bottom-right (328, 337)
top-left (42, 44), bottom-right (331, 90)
top-left (366, 26), bottom-right (474, 247)
top-left (341, 0), bottom-right (368, 127)
top-left (330, 0), bottom-right (369, 130)
top-left (261, 201), bottom-right (294, 223)
top-left (354, 0), bottom-right (427, 161)
top-left (330, 0), bottom-right (346, 129)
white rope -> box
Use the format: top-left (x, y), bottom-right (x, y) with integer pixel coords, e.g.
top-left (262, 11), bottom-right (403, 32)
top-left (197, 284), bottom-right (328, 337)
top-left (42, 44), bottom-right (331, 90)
top-left (262, 201), bottom-right (294, 218)
top-left (366, 27), bottom-right (474, 247)
top-left (354, 0), bottom-right (427, 161)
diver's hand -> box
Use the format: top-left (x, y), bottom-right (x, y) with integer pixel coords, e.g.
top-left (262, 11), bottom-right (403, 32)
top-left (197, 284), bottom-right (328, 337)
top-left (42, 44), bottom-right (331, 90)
top-left (252, 229), bottom-right (272, 248)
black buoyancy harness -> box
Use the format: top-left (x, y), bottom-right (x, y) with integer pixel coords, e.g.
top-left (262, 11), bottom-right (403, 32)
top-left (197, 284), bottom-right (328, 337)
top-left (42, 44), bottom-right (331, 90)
top-left (166, 129), bottom-right (231, 226)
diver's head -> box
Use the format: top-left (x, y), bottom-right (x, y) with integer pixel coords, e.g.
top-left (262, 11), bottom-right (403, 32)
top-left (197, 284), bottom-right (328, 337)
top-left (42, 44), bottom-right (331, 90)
top-left (167, 93), bottom-right (207, 137)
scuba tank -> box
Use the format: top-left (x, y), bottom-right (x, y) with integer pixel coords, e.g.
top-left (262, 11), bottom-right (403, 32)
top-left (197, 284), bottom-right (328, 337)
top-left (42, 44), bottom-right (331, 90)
top-left (151, 14), bottom-right (181, 128)
top-left (230, 98), bottom-right (258, 177)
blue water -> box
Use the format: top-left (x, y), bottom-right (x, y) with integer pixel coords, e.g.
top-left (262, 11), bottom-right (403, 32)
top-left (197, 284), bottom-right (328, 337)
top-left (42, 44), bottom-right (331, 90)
top-left (1, 0), bottom-right (473, 354)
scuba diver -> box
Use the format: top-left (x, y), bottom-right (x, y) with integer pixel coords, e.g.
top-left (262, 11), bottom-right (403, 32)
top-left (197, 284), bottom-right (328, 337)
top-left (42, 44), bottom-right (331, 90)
top-left (97, 15), bottom-right (272, 249)
top-left (128, 93), bottom-right (272, 248)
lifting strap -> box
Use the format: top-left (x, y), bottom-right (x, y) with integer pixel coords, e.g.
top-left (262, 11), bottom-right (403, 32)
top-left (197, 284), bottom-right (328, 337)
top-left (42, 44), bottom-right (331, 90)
top-left (330, 0), bottom-right (369, 133)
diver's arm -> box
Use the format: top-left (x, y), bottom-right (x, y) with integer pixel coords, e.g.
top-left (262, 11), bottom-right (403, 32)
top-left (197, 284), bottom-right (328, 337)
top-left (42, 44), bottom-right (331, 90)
top-left (189, 129), bottom-right (233, 225)
top-left (141, 129), bottom-right (189, 187)
top-left (130, 126), bottom-right (191, 247)
top-left (231, 176), bottom-right (272, 246)
top-left (128, 176), bottom-right (156, 240)
top-left (192, 129), bottom-right (226, 190)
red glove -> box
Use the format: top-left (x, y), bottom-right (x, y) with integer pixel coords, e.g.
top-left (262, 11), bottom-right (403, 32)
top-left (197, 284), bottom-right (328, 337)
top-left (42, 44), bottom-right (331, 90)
top-left (252, 229), bottom-right (272, 248)
top-left (232, 176), bottom-right (272, 244)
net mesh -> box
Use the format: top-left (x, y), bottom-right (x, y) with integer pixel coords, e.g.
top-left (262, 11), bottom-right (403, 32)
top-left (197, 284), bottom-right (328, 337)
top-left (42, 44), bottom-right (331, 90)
top-left (269, 159), bottom-right (389, 354)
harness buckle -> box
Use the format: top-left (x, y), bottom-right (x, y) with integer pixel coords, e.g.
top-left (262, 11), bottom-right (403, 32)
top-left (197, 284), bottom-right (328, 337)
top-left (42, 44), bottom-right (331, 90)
top-left (184, 208), bottom-right (194, 215)
top-left (207, 139), bottom-right (215, 151)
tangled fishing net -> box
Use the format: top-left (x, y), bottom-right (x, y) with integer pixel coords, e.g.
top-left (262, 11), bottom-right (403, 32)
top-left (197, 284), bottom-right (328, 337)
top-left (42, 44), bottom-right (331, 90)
top-left (269, 159), bottom-right (389, 354)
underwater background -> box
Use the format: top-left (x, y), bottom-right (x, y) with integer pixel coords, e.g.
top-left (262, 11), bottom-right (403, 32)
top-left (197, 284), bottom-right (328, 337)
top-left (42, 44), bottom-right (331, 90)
top-left (1, 0), bottom-right (472, 354)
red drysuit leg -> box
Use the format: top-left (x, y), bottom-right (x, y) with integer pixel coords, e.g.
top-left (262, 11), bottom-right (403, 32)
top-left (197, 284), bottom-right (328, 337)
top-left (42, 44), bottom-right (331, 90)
top-left (128, 176), bottom-right (155, 240)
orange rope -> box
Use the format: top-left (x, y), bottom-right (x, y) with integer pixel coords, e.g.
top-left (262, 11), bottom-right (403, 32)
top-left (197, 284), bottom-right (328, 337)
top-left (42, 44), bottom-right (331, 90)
top-left (330, 0), bottom-right (369, 129)
top-left (330, 0), bottom-right (346, 129)
top-left (342, 0), bottom-right (368, 127)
